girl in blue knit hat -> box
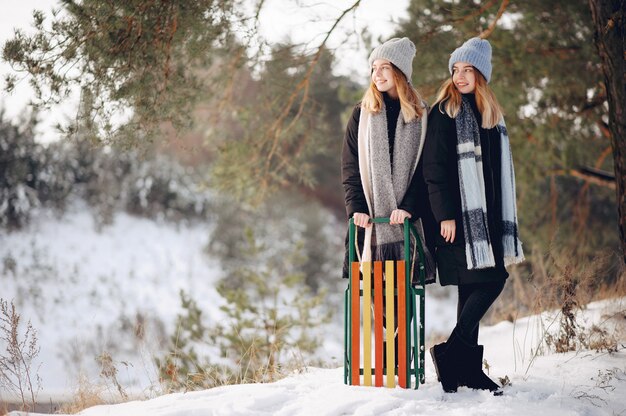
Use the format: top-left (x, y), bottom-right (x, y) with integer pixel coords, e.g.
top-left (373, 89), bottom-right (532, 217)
top-left (422, 37), bottom-right (524, 394)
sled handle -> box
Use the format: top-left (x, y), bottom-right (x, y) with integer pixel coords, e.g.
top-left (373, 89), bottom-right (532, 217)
top-left (348, 216), bottom-right (425, 283)
top-left (348, 217), bottom-right (405, 266)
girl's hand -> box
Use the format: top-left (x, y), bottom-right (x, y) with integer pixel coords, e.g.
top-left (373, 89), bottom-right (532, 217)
top-left (390, 209), bottom-right (412, 225)
top-left (353, 213), bottom-right (371, 228)
top-left (440, 219), bottom-right (456, 243)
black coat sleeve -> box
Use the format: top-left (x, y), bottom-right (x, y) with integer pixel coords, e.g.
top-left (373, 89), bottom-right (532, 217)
top-left (422, 107), bottom-right (458, 224)
top-left (398, 158), bottom-right (426, 219)
top-left (341, 105), bottom-right (368, 218)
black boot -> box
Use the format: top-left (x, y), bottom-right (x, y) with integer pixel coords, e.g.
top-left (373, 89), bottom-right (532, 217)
top-left (429, 329), bottom-right (465, 393)
top-left (429, 342), bottom-right (445, 382)
top-left (458, 345), bottom-right (502, 395)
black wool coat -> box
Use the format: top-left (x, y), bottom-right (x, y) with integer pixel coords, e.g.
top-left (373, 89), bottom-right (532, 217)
top-left (340, 96), bottom-right (436, 281)
top-left (422, 94), bottom-right (508, 286)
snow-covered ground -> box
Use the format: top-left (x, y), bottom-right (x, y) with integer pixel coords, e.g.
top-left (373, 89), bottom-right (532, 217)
top-left (1, 200), bottom-right (225, 398)
top-left (9, 298), bottom-right (626, 416)
top-left (0, 200), bottom-right (460, 403)
top-left (2, 201), bottom-right (625, 415)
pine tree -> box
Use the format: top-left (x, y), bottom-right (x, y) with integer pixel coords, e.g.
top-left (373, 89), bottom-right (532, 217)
top-left (3, 0), bottom-right (240, 144)
top-left (156, 225), bottom-right (332, 391)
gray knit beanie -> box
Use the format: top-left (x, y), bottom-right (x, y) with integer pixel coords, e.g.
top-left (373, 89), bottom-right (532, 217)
top-left (368, 37), bottom-right (416, 83)
top-left (448, 37), bottom-right (492, 83)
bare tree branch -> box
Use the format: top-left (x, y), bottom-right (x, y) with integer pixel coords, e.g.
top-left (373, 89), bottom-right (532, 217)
top-left (551, 168), bottom-right (616, 189)
top-left (571, 167), bottom-right (616, 189)
top-left (480, 0), bottom-right (510, 39)
top-left (261, 0), bottom-right (362, 190)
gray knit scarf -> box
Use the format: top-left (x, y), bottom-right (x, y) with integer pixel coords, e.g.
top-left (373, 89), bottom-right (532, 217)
top-left (357, 103), bottom-right (436, 282)
top-left (455, 95), bottom-right (525, 269)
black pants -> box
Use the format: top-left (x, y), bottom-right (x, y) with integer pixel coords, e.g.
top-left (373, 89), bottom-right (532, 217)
top-left (455, 280), bottom-right (505, 345)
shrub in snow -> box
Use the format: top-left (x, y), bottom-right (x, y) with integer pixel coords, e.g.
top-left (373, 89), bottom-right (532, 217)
top-left (211, 228), bottom-right (331, 382)
top-left (206, 192), bottom-right (343, 293)
top-left (156, 228), bottom-right (331, 391)
top-left (67, 143), bottom-right (212, 226)
top-left (124, 154), bottom-right (212, 222)
top-left (0, 116), bottom-right (42, 229)
top-left (0, 298), bottom-right (42, 411)
top-left (0, 107), bottom-right (215, 230)
top-left (34, 140), bottom-right (80, 210)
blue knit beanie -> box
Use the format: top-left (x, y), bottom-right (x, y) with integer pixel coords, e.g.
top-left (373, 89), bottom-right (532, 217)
top-left (368, 37), bottom-right (416, 83)
top-left (448, 37), bottom-right (492, 83)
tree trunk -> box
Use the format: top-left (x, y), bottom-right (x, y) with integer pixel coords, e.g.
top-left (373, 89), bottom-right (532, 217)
top-left (588, 0), bottom-right (626, 262)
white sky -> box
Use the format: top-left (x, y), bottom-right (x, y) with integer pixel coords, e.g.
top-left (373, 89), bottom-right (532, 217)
top-left (0, 0), bottom-right (409, 143)
top-left (0, 0), bottom-right (73, 142)
top-left (255, 0), bottom-right (410, 77)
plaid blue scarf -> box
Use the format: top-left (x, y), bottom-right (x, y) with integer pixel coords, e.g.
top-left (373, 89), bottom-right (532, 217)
top-left (456, 96), bottom-right (524, 269)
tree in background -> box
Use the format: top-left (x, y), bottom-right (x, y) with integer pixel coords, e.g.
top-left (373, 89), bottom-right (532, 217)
top-left (200, 41), bottom-right (357, 210)
top-left (3, 0), bottom-right (242, 145)
top-left (3, 0), bottom-right (623, 304)
top-left (0, 114), bottom-right (41, 229)
top-left (156, 225), bottom-right (332, 391)
top-left (588, 0), bottom-right (626, 263)
top-left (2, 1), bottom-right (362, 206)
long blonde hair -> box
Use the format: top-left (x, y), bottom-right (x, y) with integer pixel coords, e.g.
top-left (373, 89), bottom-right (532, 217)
top-left (361, 64), bottom-right (424, 122)
top-left (435, 70), bottom-right (503, 128)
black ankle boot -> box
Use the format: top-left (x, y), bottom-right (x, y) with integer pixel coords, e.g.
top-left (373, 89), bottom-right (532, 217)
top-left (429, 342), bottom-right (445, 382)
top-left (458, 345), bottom-right (502, 395)
top-left (429, 329), bottom-right (465, 393)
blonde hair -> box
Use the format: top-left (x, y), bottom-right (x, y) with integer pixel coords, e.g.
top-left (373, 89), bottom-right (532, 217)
top-left (361, 64), bottom-right (424, 122)
top-left (434, 70), bottom-right (503, 128)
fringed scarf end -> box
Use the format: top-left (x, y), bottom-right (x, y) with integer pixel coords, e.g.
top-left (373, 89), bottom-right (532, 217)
top-left (466, 241), bottom-right (496, 270)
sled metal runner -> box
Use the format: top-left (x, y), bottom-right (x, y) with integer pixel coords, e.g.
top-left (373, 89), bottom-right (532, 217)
top-left (343, 217), bottom-right (426, 389)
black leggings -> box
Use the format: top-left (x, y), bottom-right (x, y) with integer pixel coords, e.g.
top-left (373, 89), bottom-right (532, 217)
top-left (456, 281), bottom-right (505, 345)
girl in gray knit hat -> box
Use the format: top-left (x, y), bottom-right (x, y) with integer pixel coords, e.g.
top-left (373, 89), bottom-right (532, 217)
top-left (422, 36), bottom-right (524, 395)
top-left (341, 37), bottom-right (436, 376)
top-left (341, 36), bottom-right (435, 282)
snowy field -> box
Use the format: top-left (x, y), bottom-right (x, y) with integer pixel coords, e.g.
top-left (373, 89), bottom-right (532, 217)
top-left (1, 200), bottom-right (225, 398)
top-left (2, 201), bottom-right (625, 415)
top-left (0, 200), bottom-right (460, 403)
top-left (8, 299), bottom-right (626, 416)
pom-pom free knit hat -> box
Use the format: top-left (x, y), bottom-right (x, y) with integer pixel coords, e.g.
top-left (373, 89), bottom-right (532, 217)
top-left (448, 37), bottom-right (492, 83)
top-left (368, 37), bottom-right (416, 83)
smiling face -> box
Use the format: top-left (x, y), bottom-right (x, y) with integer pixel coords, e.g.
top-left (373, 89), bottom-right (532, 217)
top-left (371, 59), bottom-right (398, 98)
top-left (452, 62), bottom-right (476, 94)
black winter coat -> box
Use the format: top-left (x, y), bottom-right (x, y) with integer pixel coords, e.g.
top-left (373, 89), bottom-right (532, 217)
top-left (422, 94), bottom-right (508, 286)
top-left (340, 95), bottom-right (436, 280)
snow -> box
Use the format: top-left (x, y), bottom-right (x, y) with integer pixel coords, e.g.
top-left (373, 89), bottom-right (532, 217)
top-left (0, 199), bottom-right (456, 400)
top-left (1, 199), bottom-right (223, 397)
top-left (2, 201), bottom-right (625, 415)
top-left (7, 298), bottom-right (626, 415)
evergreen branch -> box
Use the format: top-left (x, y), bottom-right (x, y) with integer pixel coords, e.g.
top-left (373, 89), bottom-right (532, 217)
top-left (572, 167), bottom-right (616, 189)
top-left (254, 0), bottom-right (266, 23)
top-left (455, 0), bottom-right (499, 25)
top-left (416, 1), bottom-right (498, 42)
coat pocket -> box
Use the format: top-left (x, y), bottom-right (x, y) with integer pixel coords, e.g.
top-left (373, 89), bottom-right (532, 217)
top-left (435, 244), bottom-right (466, 285)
